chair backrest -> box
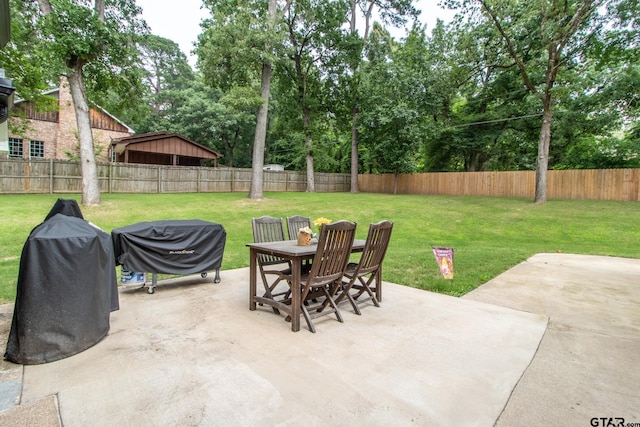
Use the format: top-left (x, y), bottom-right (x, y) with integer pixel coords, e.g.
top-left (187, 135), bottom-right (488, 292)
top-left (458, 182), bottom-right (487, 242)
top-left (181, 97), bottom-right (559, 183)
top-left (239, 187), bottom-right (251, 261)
top-left (304, 220), bottom-right (356, 289)
top-left (356, 220), bottom-right (394, 276)
top-left (252, 216), bottom-right (286, 266)
top-left (286, 215), bottom-right (312, 240)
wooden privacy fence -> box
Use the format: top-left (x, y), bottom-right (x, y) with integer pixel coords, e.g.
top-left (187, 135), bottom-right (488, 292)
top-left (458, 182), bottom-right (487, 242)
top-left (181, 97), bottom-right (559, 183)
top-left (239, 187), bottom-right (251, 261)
top-left (357, 169), bottom-right (640, 201)
top-left (0, 159), bottom-right (350, 194)
top-left (1, 159), bottom-right (638, 201)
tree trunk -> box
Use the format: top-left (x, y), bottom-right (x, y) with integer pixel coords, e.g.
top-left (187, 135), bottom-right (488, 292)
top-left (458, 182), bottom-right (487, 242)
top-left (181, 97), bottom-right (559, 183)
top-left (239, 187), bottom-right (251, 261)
top-left (348, 0), bottom-right (372, 194)
top-left (534, 97), bottom-right (553, 203)
top-left (67, 70), bottom-right (101, 206)
top-left (393, 172), bottom-right (398, 195)
top-left (303, 106), bottom-right (315, 192)
top-left (468, 153), bottom-right (478, 172)
top-left (248, 0), bottom-right (277, 199)
top-left (349, 0), bottom-right (359, 193)
top-left (350, 106), bottom-right (359, 193)
top-left (305, 146), bottom-right (315, 192)
top-left (248, 62), bottom-right (271, 199)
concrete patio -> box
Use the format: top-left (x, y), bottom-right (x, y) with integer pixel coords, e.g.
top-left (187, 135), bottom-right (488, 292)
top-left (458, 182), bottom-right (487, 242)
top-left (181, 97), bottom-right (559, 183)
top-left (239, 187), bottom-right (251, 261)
top-left (0, 253), bottom-right (638, 426)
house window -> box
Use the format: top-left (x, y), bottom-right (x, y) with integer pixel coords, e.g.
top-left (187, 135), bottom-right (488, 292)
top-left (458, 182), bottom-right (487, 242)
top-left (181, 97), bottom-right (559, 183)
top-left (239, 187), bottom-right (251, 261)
top-left (30, 140), bottom-right (44, 158)
top-left (9, 138), bottom-right (23, 158)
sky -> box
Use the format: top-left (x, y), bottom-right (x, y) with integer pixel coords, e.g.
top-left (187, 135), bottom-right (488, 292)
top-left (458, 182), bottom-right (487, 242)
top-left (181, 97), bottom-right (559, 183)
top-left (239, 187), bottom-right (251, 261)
top-left (136, 0), bottom-right (456, 67)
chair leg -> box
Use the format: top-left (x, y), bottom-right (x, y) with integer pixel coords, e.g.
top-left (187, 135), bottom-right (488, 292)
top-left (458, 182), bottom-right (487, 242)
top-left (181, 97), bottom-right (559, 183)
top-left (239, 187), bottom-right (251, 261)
top-left (353, 288), bottom-right (380, 307)
top-left (317, 282), bottom-right (344, 313)
top-left (321, 285), bottom-right (343, 323)
top-left (259, 271), bottom-right (281, 315)
top-left (345, 291), bottom-right (362, 315)
top-left (300, 284), bottom-right (345, 332)
top-left (344, 275), bottom-right (380, 313)
top-left (354, 275), bottom-right (380, 307)
top-left (335, 279), bottom-right (362, 314)
top-left (301, 305), bottom-right (316, 333)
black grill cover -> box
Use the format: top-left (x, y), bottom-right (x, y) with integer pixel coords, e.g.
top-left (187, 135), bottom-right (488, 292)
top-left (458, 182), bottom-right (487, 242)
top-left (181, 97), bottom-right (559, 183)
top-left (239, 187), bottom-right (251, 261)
top-left (5, 214), bottom-right (119, 364)
top-left (44, 198), bottom-right (84, 221)
top-left (111, 220), bottom-right (226, 274)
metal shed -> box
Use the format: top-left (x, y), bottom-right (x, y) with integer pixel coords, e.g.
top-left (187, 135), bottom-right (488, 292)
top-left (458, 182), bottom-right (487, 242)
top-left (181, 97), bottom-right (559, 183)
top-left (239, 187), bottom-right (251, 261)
top-left (110, 132), bottom-right (223, 167)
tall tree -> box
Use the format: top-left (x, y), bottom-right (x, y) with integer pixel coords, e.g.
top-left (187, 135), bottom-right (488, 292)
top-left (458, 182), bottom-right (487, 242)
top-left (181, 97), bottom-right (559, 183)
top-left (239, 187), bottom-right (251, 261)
top-left (470, 0), bottom-right (603, 202)
top-left (35, 0), bottom-right (146, 205)
top-left (92, 34), bottom-right (187, 132)
top-left (199, 0), bottom-right (290, 199)
top-left (423, 8), bottom-right (638, 173)
top-left (279, 0), bottom-right (350, 192)
top-left (139, 35), bottom-right (194, 112)
top-left (120, 34), bottom-right (195, 133)
top-left (174, 82), bottom-right (263, 167)
top-left (358, 24), bottom-right (434, 192)
top-left (249, 0), bottom-right (277, 198)
top-left (345, 0), bottom-right (417, 193)
top-left (423, 18), bottom-right (541, 172)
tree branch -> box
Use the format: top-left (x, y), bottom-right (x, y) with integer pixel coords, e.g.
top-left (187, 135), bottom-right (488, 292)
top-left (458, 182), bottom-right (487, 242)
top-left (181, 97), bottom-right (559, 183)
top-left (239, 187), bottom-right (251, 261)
top-left (36, 0), bottom-right (52, 15)
top-left (95, 0), bottom-right (105, 21)
top-left (478, 0), bottom-right (538, 95)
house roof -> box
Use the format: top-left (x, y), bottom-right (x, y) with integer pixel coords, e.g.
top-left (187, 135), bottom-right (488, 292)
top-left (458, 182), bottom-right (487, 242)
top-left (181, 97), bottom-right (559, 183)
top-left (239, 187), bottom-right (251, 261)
top-left (90, 102), bottom-right (135, 134)
top-left (111, 132), bottom-right (223, 160)
top-left (13, 83), bottom-right (135, 134)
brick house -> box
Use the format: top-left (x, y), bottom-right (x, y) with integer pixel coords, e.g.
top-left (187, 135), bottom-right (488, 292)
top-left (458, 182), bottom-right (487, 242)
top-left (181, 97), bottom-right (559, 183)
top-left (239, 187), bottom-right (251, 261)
top-left (7, 77), bottom-right (133, 162)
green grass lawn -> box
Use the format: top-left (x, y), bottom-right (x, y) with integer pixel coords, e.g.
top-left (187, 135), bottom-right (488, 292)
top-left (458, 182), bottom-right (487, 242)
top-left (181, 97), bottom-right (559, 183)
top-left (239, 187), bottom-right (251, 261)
top-left (1, 192), bottom-right (639, 303)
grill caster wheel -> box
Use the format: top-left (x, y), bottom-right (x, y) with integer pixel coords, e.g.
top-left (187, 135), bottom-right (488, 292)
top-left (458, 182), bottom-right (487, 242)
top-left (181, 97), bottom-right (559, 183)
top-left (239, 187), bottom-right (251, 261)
top-left (201, 272), bottom-right (207, 278)
top-left (147, 286), bottom-right (154, 294)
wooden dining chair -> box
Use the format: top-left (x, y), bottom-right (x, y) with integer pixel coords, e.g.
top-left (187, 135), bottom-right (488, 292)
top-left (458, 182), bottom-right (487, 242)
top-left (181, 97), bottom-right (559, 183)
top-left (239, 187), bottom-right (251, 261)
top-left (336, 220), bottom-right (393, 315)
top-left (286, 215), bottom-right (312, 240)
top-left (251, 216), bottom-right (292, 314)
top-left (297, 220), bottom-right (356, 333)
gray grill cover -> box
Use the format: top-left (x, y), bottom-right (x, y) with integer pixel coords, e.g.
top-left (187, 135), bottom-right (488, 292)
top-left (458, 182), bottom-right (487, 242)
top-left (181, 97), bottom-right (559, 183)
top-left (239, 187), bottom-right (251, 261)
top-left (5, 213), bottom-right (119, 364)
top-left (111, 220), bottom-right (226, 274)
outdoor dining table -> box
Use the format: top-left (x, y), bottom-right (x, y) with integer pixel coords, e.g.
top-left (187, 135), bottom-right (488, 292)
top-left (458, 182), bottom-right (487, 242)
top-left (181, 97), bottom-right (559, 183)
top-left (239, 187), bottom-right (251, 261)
top-left (247, 239), bottom-right (367, 332)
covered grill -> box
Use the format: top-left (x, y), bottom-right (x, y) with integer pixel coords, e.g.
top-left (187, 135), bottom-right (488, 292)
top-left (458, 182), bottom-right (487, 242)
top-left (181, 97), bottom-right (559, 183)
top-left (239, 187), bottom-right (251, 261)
top-left (111, 220), bottom-right (226, 294)
top-left (5, 199), bottom-right (119, 364)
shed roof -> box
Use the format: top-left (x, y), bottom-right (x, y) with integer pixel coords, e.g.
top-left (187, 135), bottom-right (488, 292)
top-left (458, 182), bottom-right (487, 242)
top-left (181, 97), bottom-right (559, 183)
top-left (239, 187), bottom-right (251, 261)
top-left (111, 132), bottom-right (223, 160)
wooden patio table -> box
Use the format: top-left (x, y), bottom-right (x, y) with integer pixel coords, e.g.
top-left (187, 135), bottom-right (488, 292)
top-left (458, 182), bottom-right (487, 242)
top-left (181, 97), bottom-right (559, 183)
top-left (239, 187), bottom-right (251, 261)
top-left (247, 239), bottom-right (366, 332)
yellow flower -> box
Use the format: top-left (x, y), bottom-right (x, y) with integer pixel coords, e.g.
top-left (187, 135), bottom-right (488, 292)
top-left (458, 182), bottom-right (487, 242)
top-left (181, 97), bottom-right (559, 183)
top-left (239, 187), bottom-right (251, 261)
top-left (313, 217), bottom-right (332, 228)
top-left (312, 217), bottom-right (332, 238)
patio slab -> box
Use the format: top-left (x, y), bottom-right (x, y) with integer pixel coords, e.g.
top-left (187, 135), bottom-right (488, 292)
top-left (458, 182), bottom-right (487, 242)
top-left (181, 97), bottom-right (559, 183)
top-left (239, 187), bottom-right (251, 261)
top-left (2, 265), bottom-right (547, 426)
top-left (463, 253), bottom-right (640, 426)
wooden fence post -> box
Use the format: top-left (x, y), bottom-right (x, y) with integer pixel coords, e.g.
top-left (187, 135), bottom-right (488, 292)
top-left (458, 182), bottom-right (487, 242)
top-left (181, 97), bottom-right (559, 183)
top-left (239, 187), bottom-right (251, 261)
top-left (231, 168), bottom-right (235, 193)
top-left (49, 158), bottom-right (53, 194)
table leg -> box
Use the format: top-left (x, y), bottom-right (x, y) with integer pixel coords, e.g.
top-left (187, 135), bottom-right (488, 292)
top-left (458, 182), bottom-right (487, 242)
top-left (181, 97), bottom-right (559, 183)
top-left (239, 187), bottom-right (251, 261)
top-left (249, 248), bottom-right (257, 310)
top-left (290, 256), bottom-right (301, 332)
